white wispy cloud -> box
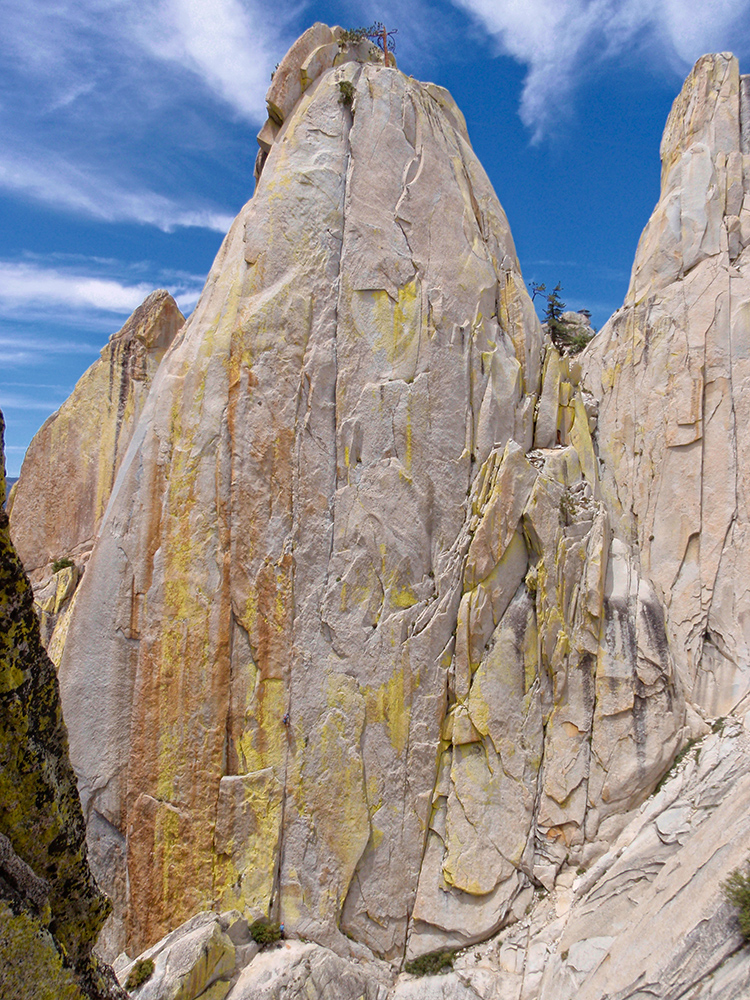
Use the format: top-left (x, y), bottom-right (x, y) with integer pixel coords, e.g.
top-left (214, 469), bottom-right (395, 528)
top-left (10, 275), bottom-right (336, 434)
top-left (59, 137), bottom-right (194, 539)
top-left (0, 381), bottom-right (72, 389)
top-left (0, 263), bottom-right (156, 314)
top-left (453, 0), bottom-right (750, 139)
top-left (0, 0), bottom-right (287, 229)
top-left (4, 0), bottom-right (290, 124)
top-left (0, 392), bottom-right (69, 411)
top-left (0, 336), bottom-right (101, 356)
top-left (134, 0), bottom-right (286, 123)
top-left (0, 154), bottom-right (235, 233)
top-left (0, 260), bottom-right (204, 322)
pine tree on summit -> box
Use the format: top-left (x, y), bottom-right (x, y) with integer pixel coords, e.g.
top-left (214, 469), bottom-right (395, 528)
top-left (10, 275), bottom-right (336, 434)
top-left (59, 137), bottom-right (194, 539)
top-left (542, 283), bottom-right (594, 354)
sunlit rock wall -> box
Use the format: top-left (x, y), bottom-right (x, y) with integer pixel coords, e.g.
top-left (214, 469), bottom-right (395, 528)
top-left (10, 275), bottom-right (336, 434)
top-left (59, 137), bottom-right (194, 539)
top-left (8, 291), bottom-right (183, 661)
top-left (53, 23), bottom-right (686, 971)
top-left (10, 289), bottom-right (183, 581)
top-left (57, 28), bottom-right (545, 959)
top-left (585, 53), bottom-right (750, 717)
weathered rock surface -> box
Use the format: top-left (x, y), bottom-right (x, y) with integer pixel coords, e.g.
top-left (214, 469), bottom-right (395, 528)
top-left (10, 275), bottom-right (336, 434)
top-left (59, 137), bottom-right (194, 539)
top-left (115, 719), bottom-right (750, 1000)
top-left (0, 410), bottom-right (125, 1000)
top-left (57, 27), bottom-right (549, 961)
top-left (8, 290), bottom-right (183, 656)
top-left (115, 910), bottom-right (250, 1000)
top-left (226, 940), bottom-right (390, 1000)
top-left (438, 718), bottom-right (750, 1000)
top-left (16, 32), bottom-right (750, 1000)
top-left (585, 53), bottom-right (750, 718)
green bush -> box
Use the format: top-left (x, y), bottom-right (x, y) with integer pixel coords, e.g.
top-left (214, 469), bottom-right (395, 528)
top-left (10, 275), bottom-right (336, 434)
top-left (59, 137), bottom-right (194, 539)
top-left (125, 957), bottom-right (154, 991)
top-left (339, 26), bottom-right (368, 43)
top-left (52, 557), bottom-right (74, 573)
top-left (249, 918), bottom-right (282, 946)
top-left (562, 328), bottom-right (595, 354)
top-left (538, 282), bottom-right (595, 354)
top-left (338, 80), bottom-right (355, 108)
top-left (722, 863), bottom-right (750, 940)
top-left (404, 949), bottom-right (454, 976)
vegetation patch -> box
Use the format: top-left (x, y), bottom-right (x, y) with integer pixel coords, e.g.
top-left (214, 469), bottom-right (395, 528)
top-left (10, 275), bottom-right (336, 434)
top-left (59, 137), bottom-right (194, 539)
top-left (338, 80), bottom-right (355, 108)
top-left (125, 957), bottom-right (154, 991)
top-left (531, 282), bottom-right (595, 354)
top-left (339, 26), bottom-right (369, 43)
top-left (249, 918), bottom-right (282, 946)
top-left (52, 557), bottom-right (74, 573)
top-left (654, 736), bottom-right (702, 793)
top-left (404, 949), bottom-right (455, 976)
top-left (722, 862), bottom-right (750, 940)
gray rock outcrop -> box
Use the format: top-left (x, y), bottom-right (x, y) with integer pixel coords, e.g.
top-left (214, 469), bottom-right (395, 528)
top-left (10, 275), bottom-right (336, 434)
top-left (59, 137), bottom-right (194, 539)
top-left (586, 53), bottom-right (750, 718)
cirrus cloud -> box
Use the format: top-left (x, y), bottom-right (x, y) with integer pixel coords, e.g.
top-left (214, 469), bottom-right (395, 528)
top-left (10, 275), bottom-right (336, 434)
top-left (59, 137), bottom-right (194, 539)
top-left (0, 260), bottom-right (203, 317)
top-left (0, 154), bottom-right (236, 234)
top-left (453, 0), bottom-right (750, 139)
top-left (134, 0), bottom-right (286, 123)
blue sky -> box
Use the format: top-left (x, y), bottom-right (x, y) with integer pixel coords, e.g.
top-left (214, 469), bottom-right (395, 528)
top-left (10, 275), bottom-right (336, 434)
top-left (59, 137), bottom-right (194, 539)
top-left (2, 0), bottom-right (749, 476)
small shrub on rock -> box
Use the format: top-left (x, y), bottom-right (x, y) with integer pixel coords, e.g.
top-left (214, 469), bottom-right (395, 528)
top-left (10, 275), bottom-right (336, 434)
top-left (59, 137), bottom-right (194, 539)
top-left (125, 957), bottom-right (154, 991)
top-left (52, 557), bottom-right (74, 573)
top-left (249, 918), bottom-right (282, 946)
top-left (404, 949), bottom-right (454, 976)
top-left (338, 80), bottom-right (355, 107)
top-left (722, 863), bottom-right (750, 940)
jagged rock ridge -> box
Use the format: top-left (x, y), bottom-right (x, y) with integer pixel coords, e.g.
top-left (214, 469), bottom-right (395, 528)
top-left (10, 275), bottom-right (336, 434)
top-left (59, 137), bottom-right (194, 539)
top-left (586, 53), bottom-right (750, 719)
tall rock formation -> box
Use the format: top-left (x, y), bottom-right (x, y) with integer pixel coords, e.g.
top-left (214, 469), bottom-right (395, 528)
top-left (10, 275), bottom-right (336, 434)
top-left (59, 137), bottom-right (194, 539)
top-left (57, 24), bottom-right (546, 959)
top-left (12, 26), bottom-right (749, 999)
top-left (8, 289), bottom-right (183, 580)
top-left (8, 290), bottom-right (183, 657)
top-left (585, 53), bottom-right (750, 718)
top-left (48, 24), bottom-right (685, 966)
top-left (0, 410), bottom-right (125, 1000)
